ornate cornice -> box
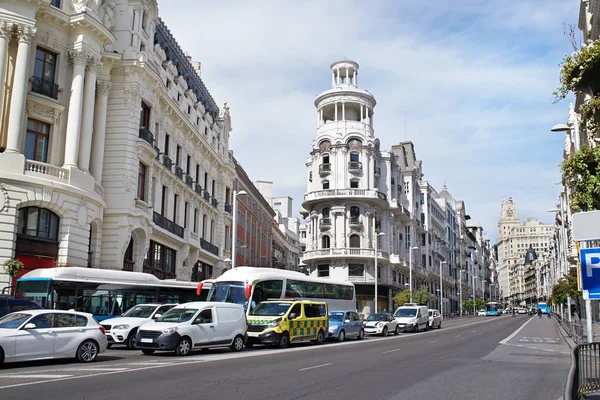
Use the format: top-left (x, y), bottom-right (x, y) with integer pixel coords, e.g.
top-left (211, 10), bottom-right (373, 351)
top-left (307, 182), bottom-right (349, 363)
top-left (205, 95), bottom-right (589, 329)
top-left (16, 24), bottom-right (36, 43)
top-left (96, 79), bottom-right (112, 96)
top-left (69, 49), bottom-right (89, 66)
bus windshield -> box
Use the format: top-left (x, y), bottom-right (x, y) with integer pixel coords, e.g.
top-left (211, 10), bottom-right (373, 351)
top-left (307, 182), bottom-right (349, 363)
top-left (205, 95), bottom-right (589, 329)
top-left (486, 303), bottom-right (498, 312)
top-left (207, 281), bottom-right (247, 305)
top-left (14, 279), bottom-right (50, 308)
top-left (249, 302), bottom-right (292, 317)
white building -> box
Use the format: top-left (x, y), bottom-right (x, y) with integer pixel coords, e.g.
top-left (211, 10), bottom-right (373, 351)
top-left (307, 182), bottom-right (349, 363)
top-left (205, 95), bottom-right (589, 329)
top-left (0, 0), bottom-right (234, 289)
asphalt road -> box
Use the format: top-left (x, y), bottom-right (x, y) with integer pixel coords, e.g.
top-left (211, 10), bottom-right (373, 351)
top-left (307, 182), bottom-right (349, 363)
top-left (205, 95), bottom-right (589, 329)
top-left (0, 315), bottom-right (570, 400)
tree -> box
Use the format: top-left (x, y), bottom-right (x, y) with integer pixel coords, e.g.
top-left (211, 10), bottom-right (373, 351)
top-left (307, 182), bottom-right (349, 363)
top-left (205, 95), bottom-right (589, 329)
top-left (550, 269), bottom-right (582, 319)
top-left (393, 290), bottom-right (411, 309)
top-left (462, 300), bottom-right (473, 314)
top-left (474, 298), bottom-right (486, 310)
top-left (413, 289), bottom-right (431, 306)
top-left (561, 145), bottom-right (600, 213)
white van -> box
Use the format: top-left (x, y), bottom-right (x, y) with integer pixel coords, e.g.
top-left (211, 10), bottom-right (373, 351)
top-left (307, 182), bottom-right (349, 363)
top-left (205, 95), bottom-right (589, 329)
top-left (393, 303), bottom-right (429, 332)
top-left (136, 302), bottom-right (247, 356)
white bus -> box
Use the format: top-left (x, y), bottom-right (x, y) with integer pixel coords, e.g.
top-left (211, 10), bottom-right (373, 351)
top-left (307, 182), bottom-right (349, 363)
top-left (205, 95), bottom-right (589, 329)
top-left (15, 267), bottom-right (212, 321)
top-left (202, 267), bottom-right (356, 315)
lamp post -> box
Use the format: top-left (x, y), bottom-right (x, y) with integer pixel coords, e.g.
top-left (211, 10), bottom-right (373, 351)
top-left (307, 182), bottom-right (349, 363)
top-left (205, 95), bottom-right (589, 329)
top-left (439, 260), bottom-right (447, 319)
top-left (548, 207), bottom-right (571, 323)
top-left (468, 246), bottom-right (477, 315)
top-left (374, 231), bottom-right (385, 313)
top-left (459, 268), bottom-right (464, 317)
top-left (409, 246), bottom-right (419, 303)
top-left (231, 190), bottom-right (247, 269)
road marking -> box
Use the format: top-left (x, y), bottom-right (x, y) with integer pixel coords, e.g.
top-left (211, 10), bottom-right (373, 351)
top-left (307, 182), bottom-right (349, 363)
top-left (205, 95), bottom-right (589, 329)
top-left (60, 368), bottom-right (129, 372)
top-left (127, 362), bottom-right (174, 366)
top-left (472, 331), bottom-right (477, 333)
top-left (382, 348), bottom-right (402, 354)
top-left (454, 335), bottom-right (461, 338)
top-left (0, 374), bottom-right (73, 379)
top-left (428, 340), bottom-right (438, 344)
top-left (298, 363), bottom-right (332, 372)
top-left (499, 317), bottom-right (534, 345)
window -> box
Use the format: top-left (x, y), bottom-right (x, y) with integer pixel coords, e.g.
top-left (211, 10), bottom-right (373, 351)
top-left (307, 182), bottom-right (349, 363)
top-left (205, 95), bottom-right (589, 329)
top-left (322, 207), bottom-right (330, 218)
top-left (348, 263), bottom-right (364, 277)
top-left (17, 207), bottom-right (59, 240)
top-left (161, 186), bottom-right (167, 216)
top-left (140, 101), bottom-right (151, 128)
top-left (33, 47), bottom-right (57, 84)
top-left (164, 134), bottom-right (170, 155)
top-left (186, 155), bottom-right (191, 174)
top-left (350, 206), bottom-right (360, 218)
top-left (321, 235), bottom-right (330, 249)
top-left (252, 280), bottom-right (283, 304)
top-left (304, 304), bottom-right (324, 318)
top-left (322, 180), bottom-right (330, 190)
top-left (323, 154), bottom-right (330, 164)
top-left (137, 163), bottom-right (147, 201)
top-left (50, 0), bottom-right (61, 7)
top-left (146, 240), bottom-right (176, 278)
top-left (193, 209), bottom-right (198, 233)
top-left (55, 313), bottom-right (87, 328)
top-left (176, 145), bottom-right (182, 167)
top-left (196, 164), bottom-right (200, 182)
top-left (173, 194), bottom-right (178, 222)
top-left (350, 180), bottom-right (359, 189)
top-left (141, 11), bottom-right (148, 31)
top-left (317, 264), bottom-right (329, 278)
top-left (349, 234), bottom-right (360, 248)
top-left (350, 152), bottom-right (359, 162)
top-left (184, 202), bottom-right (188, 229)
top-left (24, 119), bottom-right (50, 162)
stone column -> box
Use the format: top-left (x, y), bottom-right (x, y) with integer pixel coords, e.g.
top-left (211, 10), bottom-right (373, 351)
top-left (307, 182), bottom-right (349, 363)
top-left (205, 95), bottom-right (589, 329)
top-left (5, 25), bottom-right (36, 153)
top-left (0, 21), bottom-right (13, 133)
top-left (353, 69), bottom-right (357, 86)
top-left (331, 70), bottom-right (335, 87)
top-left (78, 57), bottom-right (100, 172)
top-left (63, 50), bottom-right (88, 168)
top-left (90, 79), bottom-right (111, 182)
top-left (334, 102), bottom-right (338, 121)
top-left (341, 101), bottom-right (345, 121)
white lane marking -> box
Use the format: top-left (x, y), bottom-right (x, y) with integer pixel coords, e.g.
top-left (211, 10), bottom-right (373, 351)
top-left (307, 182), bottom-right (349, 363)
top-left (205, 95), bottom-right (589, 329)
top-left (454, 335), bottom-right (462, 338)
top-left (126, 362), bottom-right (174, 366)
top-left (1, 374), bottom-right (73, 379)
top-left (499, 318), bottom-right (534, 345)
top-left (298, 363), bottom-right (332, 372)
top-left (428, 340), bottom-right (439, 344)
top-left (382, 348), bottom-right (402, 354)
top-left (60, 368), bottom-right (129, 372)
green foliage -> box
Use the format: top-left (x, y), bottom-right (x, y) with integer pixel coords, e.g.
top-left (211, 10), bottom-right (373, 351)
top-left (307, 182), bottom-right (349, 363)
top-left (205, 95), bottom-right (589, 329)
top-left (555, 40), bottom-right (600, 101)
top-left (561, 145), bottom-right (600, 213)
top-left (551, 269), bottom-right (582, 319)
top-left (2, 259), bottom-right (24, 277)
top-left (579, 96), bottom-right (600, 131)
top-left (393, 290), bottom-right (411, 309)
top-left (462, 300), bottom-right (473, 313)
top-left (413, 289), bottom-right (431, 306)
top-left (474, 298), bottom-right (486, 310)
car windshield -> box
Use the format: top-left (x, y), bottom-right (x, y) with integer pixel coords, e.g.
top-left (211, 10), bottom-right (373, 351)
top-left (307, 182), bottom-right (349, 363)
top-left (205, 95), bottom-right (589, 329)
top-left (366, 313), bottom-right (386, 321)
top-left (121, 305), bottom-right (157, 318)
top-left (249, 302), bottom-right (292, 317)
top-left (394, 309), bottom-right (417, 318)
top-left (329, 312), bottom-right (344, 322)
top-left (156, 308), bottom-right (198, 323)
top-left (0, 312), bottom-right (32, 329)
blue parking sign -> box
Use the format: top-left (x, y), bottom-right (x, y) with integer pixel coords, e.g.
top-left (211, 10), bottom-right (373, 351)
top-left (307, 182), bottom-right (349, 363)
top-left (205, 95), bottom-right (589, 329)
top-left (580, 248), bottom-right (600, 300)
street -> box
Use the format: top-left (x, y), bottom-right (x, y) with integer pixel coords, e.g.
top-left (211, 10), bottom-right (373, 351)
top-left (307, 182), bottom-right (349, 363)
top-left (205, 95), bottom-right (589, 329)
top-left (0, 315), bottom-right (570, 400)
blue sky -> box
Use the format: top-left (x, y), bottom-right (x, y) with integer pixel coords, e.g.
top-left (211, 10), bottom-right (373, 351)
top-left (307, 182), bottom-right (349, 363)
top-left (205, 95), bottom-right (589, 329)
top-left (159, 0), bottom-right (579, 242)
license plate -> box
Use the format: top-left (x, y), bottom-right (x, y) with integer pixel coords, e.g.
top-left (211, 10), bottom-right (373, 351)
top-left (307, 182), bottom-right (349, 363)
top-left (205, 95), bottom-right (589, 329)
top-left (398, 325), bottom-right (405, 328)
top-left (247, 333), bottom-right (259, 337)
top-left (140, 338), bottom-right (153, 343)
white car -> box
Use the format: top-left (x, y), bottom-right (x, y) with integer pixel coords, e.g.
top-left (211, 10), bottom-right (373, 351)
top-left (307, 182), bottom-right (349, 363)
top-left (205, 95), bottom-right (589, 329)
top-left (0, 310), bottom-right (107, 364)
top-left (101, 304), bottom-right (177, 349)
top-left (428, 309), bottom-right (442, 329)
top-left (363, 313), bottom-right (399, 336)
top-left (477, 309), bottom-right (487, 317)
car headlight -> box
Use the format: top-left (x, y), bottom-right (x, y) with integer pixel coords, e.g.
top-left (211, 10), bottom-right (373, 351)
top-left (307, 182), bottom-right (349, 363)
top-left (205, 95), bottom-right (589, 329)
top-left (113, 324), bottom-right (130, 330)
top-left (161, 327), bottom-right (178, 334)
top-left (267, 318), bottom-right (281, 328)
top-left (329, 325), bottom-right (338, 331)
top-left (377, 322), bottom-right (384, 327)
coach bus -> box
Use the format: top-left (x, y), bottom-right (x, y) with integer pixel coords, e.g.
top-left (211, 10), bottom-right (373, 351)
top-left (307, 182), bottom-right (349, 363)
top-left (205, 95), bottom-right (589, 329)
top-left (15, 267), bottom-right (212, 321)
top-left (202, 267), bottom-right (356, 315)
top-left (485, 301), bottom-right (501, 316)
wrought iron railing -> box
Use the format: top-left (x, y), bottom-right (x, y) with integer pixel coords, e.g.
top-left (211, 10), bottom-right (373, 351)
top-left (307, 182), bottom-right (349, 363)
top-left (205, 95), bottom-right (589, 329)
top-left (319, 163), bottom-right (331, 175)
top-left (138, 126), bottom-right (154, 146)
top-left (203, 191), bottom-right (210, 202)
top-left (174, 165), bottom-right (184, 179)
top-left (162, 154), bottom-right (173, 170)
top-left (152, 211), bottom-right (184, 238)
top-left (199, 238), bottom-right (219, 256)
top-left (568, 342), bottom-right (600, 399)
top-left (320, 217), bottom-right (331, 228)
top-left (348, 161), bottom-right (362, 171)
top-left (31, 76), bottom-right (59, 99)
top-left (211, 198), bottom-right (218, 208)
top-left (194, 183), bottom-right (202, 195)
top-left (224, 204), bottom-right (233, 214)
top-left (185, 175), bottom-right (194, 187)
top-left (349, 217), bottom-right (361, 226)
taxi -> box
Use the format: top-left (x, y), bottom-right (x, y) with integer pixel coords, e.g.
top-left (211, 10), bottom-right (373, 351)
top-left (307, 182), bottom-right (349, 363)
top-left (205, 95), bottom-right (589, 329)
top-left (245, 300), bottom-right (328, 348)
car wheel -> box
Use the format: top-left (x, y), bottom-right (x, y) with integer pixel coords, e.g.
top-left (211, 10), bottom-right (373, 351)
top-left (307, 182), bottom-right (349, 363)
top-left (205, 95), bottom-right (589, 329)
top-left (425, 323), bottom-right (429, 332)
top-left (77, 340), bottom-right (99, 363)
top-left (357, 329), bottom-right (365, 340)
top-left (414, 324), bottom-right (419, 333)
top-left (106, 343), bottom-right (113, 349)
top-left (0, 347), bottom-right (4, 366)
top-left (245, 342), bottom-right (254, 348)
top-left (231, 335), bottom-right (244, 352)
top-left (338, 330), bottom-right (345, 342)
top-left (278, 332), bottom-right (290, 349)
top-left (381, 326), bottom-right (388, 336)
top-left (175, 337), bottom-right (192, 356)
top-left (395, 325), bottom-right (400, 335)
top-left (315, 330), bottom-right (325, 344)
top-left (438, 322), bottom-right (442, 329)
top-left (141, 349), bottom-right (155, 355)
top-left (126, 331), bottom-right (137, 350)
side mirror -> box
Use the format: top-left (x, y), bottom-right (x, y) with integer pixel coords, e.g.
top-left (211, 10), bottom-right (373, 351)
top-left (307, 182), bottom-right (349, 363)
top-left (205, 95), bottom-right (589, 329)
top-left (153, 314), bottom-right (162, 319)
top-left (23, 323), bottom-right (36, 330)
top-left (344, 319), bottom-right (350, 323)
top-left (289, 312), bottom-right (298, 320)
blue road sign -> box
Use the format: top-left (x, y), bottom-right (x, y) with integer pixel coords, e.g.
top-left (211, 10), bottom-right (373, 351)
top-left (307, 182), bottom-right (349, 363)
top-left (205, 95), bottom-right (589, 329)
top-left (580, 248), bottom-right (600, 300)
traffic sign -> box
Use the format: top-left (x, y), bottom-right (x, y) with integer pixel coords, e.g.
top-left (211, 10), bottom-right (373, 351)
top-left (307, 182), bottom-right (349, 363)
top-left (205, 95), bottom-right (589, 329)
top-left (579, 248), bottom-right (600, 300)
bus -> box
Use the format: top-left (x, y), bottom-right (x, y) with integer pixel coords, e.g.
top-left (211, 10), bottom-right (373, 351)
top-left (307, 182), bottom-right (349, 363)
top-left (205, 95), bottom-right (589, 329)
top-left (537, 302), bottom-right (549, 314)
top-left (485, 302), bottom-right (501, 316)
top-left (15, 267), bottom-right (212, 321)
top-left (202, 267), bottom-right (356, 315)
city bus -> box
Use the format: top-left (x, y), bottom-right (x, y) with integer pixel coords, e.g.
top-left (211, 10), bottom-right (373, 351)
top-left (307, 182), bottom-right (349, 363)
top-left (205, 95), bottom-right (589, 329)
top-left (202, 267), bottom-right (356, 315)
top-left (485, 301), bottom-right (501, 316)
top-left (15, 267), bottom-right (212, 321)
top-left (537, 302), bottom-right (549, 314)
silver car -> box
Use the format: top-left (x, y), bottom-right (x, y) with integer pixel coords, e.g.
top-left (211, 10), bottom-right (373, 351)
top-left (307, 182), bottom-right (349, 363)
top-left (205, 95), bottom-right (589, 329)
top-left (0, 310), bottom-right (108, 364)
top-left (428, 309), bottom-right (442, 329)
top-left (363, 313), bottom-right (399, 336)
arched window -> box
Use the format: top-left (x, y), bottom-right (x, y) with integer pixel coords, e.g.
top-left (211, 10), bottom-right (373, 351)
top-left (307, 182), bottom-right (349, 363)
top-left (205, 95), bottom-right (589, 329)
top-left (350, 206), bottom-right (360, 218)
top-left (349, 235), bottom-right (360, 248)
top-left (322, 207), bottom-right (330, 218)
top-left (17, 207), bottom-right (59, 240)
top-left (321, 235), bottom-right (331, 249)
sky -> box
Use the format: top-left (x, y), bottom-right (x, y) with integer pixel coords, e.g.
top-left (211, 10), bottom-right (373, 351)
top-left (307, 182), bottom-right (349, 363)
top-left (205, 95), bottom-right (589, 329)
top-left (158, 0), bottom-right (579, 243)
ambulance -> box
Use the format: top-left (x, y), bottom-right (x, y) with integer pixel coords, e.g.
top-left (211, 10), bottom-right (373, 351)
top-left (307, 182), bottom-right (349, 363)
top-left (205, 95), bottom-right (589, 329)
top-left (245, 299), bottom-right (328, 348)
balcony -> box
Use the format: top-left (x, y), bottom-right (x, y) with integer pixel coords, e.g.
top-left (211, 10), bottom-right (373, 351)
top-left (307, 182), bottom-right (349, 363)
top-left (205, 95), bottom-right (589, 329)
top-left (30, 76), bottom-right (59, 99)
top-left (348, 161), bottom-right (362, 173)
top-left (320, 217), bottom-right (331, 229)
top-left (224, 203), bottom-right (233, 214)
top-left (162, 154), bottom-right (173, 170)
top-left (152, 212), bottom-right (184, 238)
top-left (194, 183), bottom-right (202, 195)
top-left (138, 126), bottom-right (154, 146)
top-left (25, 160), bottom-right (69, 182)
top-left (302, 247), bottom-right (389, 262)
top-left (211, 198), bottom-right (218, 208)
top-left (304, 189), bottom-right (387, 205)
top-left (374, 167), bottom-right (381, 178)
top-left (199, 238), bottom-right (219, 256)
top-left (349, 217), bottom-right (362, 227)
top-left (319, 163), bottom-right (331, 176)
top-left (174, 165), bottom-right (184, 180)
top-left (185, 175), bottom-right (194, 187)
top-left (203, 191), bottom-right (210, 202)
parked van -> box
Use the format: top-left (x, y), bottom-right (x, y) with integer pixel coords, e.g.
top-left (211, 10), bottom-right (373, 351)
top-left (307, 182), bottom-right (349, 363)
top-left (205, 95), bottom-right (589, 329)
top-left (135, 302), bottom-right (247, 356)
top-left (246, 300), bottom-right (328, 348)
top-left (393, 303), bottom-right (429, 332)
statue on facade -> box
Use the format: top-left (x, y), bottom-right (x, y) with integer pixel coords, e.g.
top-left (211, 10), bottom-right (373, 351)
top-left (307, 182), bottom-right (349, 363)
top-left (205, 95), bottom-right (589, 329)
top-left (72, 0), bottom-right (101, 14)
top-left (99, 1), bottom-right (116, 30)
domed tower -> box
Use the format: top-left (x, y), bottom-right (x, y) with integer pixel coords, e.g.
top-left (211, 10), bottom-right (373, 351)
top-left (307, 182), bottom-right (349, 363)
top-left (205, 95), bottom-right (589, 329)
top-left (301, 61), bottom-right (398, 315)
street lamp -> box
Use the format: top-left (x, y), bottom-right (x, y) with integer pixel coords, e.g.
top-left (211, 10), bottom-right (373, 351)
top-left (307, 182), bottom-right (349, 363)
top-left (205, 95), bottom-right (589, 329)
top-left (374, 231), bottom-right (385, 313)
top-left (439, 260), bottom-right (447, 319)
top-left (459, 268), bottom-right (465, 317)
top-left (231, 190), bottom-right (247, 269)
top-left (408, 246), bottom-right (419, 303)
top-left (550, 204), bottom-right (572, 323)
top-left (468, 246), bottom-right (477, 316)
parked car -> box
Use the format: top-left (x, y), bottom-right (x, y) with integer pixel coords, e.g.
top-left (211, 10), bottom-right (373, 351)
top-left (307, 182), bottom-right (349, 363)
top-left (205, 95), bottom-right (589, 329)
top-left (0, 295), bottom-right (42, 318)
top-left (101, 303), bottom-right (177, 349)
top-left (0, 310), bottom-right (107, 364)
top-left (428, 309), bottom-right (442, 329)
top-left (136, 302), bottom-right (246, 356)
top-left (327, 310), bottom-right (364, 341)
top-left (518, 307), bottom-right (528, 314)
top-left (477, 309), bottom-right (487, 317)
top-left (394, 304), bottom-right (429, 332)
top-left (363, 313), bottom-right (399, 336)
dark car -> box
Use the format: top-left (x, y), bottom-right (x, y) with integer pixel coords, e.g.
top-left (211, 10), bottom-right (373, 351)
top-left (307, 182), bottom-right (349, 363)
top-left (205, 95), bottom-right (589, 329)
top-left (0, 295), bottom-right (42, 318)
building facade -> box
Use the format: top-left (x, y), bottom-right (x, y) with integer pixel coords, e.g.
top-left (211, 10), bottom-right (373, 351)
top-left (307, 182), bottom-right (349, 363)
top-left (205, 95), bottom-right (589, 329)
top-left (0, 0), bottom-right (235, 289)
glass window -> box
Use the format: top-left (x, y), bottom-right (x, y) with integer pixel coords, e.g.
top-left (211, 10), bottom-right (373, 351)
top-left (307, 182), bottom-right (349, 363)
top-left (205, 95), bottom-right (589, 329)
top-left (350, 152), bottom-right (359, 162)
top-left (350, 180), bottom-right (359, 189)
top-left (304, 303), bottom-right (326, 318)
top-left (34, 47), bottom-right (57, 83)
top-left (137, 163), bottom-right (147, 201)
top-left (348, 263), bottom-right (364, 277)
top-left (317, 264), bottom-right (329, 277)
top-left (322, 207), bottom-right (330, 218)
top-left (322, 180), bottom-right (329, 189)
top-left (54, 313), bottom-right (87, 327)
top-left (17, 207), bottom-right (59, 240)
top-left (349, 235), bottom-right (360, 248)
top-left (195, 309), bottom-right (213, 324)
top-left (25, 119), bottom-right (50, 162)
top-left (252, 280), bottom-right (283, 304)
top-left (29, 313), bottom-right (54, 328)
top-left (321, 235), bottom-right (330, 249)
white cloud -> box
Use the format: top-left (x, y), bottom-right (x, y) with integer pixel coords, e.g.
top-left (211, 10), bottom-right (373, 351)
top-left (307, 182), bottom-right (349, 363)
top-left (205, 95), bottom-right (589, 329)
top-left (158, 0), bottom-right (579, 242)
